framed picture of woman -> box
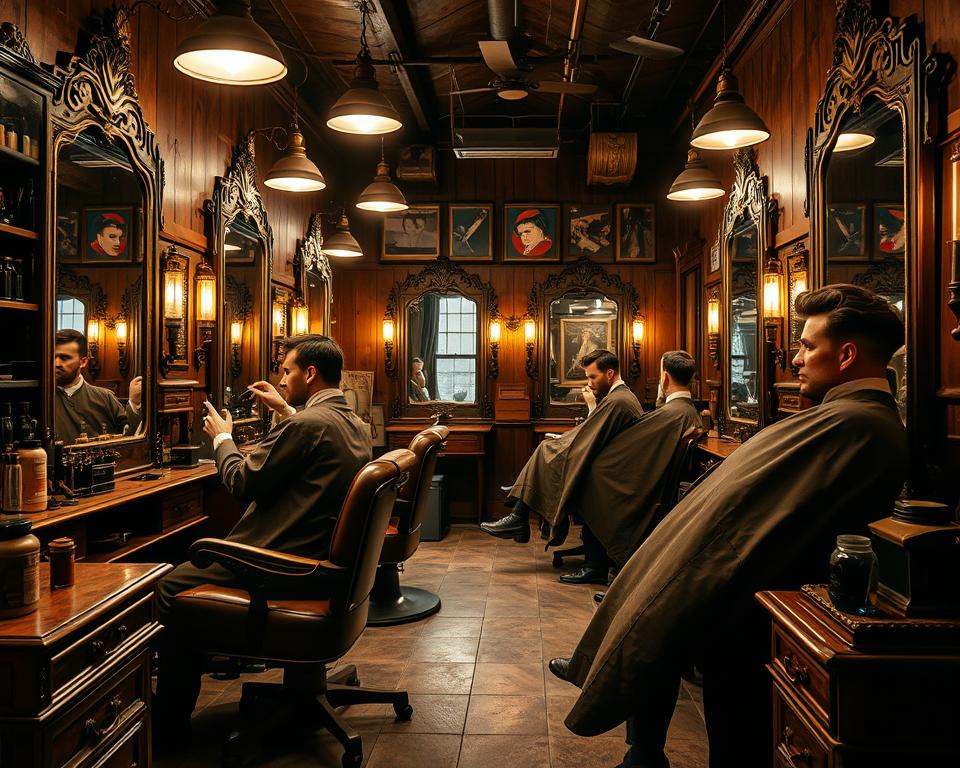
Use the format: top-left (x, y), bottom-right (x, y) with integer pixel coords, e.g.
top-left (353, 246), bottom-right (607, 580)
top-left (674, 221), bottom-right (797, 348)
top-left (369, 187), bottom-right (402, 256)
top-left (503, 204), bottom-right (560, 262)
top-left (80, 206), bottom-right (136, 263)
top-left (382, 205), bottom-right (441, 261)
top-left (558, 317), bottom-right (612, 386)
top-left (615, 203), bottom-right (655, 262)
top-left (874, 204), bottom-right (905, 258)
top-left (565, 204), bottom-right (612, 260)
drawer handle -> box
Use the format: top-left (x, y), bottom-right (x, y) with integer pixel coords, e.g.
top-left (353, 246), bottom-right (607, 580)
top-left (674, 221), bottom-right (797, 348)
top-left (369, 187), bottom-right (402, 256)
top-left (781, 652), bottom-right (810, 687)
top-left (90, 624), bottom-right (129, 660)
top-left (779, 726), bottom-right (814, 766)
top-left (84, 696), bottom-right (124, 743)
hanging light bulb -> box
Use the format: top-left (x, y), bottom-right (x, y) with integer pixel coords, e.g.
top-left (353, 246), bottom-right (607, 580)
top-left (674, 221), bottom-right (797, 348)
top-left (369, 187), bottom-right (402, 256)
top-left (691, 68), bottom-right (770, 150)
top-left (174, 0), bottom-right (287, 86)
top-left (323, 213), bottom-right (363, 258)
top-left (356, 139), bottom-right (408, 212)
top-left (326, 2), bottom-right (402, 135)
top-left (264, 108), bottom-right (326, 191)
top-left (667, 149), bottom-right (725, 201)
top-left (833, 131), bottom-right (875, 153)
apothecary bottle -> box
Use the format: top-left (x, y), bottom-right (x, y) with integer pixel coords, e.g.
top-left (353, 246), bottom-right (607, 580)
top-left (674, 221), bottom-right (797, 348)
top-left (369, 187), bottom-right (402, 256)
top-left (828, 534), bottom-right (878, 614)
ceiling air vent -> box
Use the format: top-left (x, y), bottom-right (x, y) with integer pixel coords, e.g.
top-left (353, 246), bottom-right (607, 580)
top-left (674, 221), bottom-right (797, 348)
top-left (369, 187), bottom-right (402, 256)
top-left (453, 128), bottom-right (559, 159)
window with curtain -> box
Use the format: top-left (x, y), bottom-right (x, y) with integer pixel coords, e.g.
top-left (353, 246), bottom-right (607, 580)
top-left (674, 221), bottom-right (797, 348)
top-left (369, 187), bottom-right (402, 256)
top-left (435, 294), bottom-right (476, 402)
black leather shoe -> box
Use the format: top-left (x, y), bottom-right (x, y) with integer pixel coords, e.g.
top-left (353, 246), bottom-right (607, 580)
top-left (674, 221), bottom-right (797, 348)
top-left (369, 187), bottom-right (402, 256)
top-left (559, 566), bottom-right (608, 585)
top-left (480, 511), bottom-right (530, 543)
top-left (548, 657), bottom-right (571, 681)
top-left (593, 591), bottom-right (605, 604)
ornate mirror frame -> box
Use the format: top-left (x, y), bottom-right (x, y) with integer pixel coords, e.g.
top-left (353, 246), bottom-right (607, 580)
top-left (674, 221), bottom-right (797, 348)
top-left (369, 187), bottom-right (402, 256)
top-left (297, 213), bottom-right (332, 336)
top-left (384, 255), bottom-right (498, 420)
top-left (718, 147), bottom-right (777, 441)
top-left (48, 6), bottom-right (161, 466)
top-left (528, 257), bottom-right (642, 420)
top-left (206, 132), bottom-right (274, 441)
top-left (806, 0), bottom-right (950, 487)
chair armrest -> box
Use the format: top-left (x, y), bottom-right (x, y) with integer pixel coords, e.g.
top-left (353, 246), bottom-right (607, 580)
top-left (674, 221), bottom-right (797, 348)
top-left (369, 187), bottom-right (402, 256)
top-left (188, 538), bottom-right (348, 591)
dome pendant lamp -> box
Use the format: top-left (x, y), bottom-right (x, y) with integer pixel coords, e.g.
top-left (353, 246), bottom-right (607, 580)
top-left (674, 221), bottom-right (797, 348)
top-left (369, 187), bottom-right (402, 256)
top-left (667, 149), bottom-right (725, 201)
top-left (326, 2), bottom-right (402, 135)
top-left (323, 213), bottom-right (364, 258)
top-left (356, 140), bottom-right (408, 212)
top-left (264, 99), bottom-right (326, 192)
top-left (174, 0), bottom-right (287, 86)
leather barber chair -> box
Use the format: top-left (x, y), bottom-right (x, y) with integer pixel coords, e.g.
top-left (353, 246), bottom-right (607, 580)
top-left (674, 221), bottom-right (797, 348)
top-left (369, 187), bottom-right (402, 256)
top-left (367, 425), bottom-right (448, 625)
top-left (170, 449), bottom-right (417, 768)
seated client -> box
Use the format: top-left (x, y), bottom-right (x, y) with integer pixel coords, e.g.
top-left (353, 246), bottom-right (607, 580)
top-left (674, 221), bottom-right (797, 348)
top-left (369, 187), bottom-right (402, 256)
top-left (550, 284), bottom-right (907, 768)
top-left (153, 334), bottom-right (372, 734)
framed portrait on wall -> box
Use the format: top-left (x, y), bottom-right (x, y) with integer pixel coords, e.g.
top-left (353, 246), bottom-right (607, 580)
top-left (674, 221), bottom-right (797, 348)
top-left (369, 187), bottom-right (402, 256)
top-left (826, 203), bottom-right (866, 260)
top-left (565, 204), bottom-right (612, 260)
top-left (449, 204), bottom-right (493, 261)
top-left (709, 242), bottom-right (721, 273)
top-left (558, 317), bottom-right (613, 386)
top-left (615, 203), bottom-right (655, 262)
top-left (503, 204), bottom-right (560, 262)
top-left (80, 206), bottom-right (136, 263)
top-left (874, 204), bottom-right (905, 258)
top-left (382, 205), bottom-right (441, 261)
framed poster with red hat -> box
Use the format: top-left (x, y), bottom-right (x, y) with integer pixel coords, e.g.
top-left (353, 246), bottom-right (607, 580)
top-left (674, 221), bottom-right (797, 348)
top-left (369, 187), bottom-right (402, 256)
top-left (80, 207), bottom-right (136, 263)
top-left (503, 204), bottom-right (560, 262)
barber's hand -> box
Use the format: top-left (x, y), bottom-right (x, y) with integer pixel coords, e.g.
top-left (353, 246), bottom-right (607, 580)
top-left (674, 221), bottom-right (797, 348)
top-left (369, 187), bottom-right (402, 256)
top-left (247, 380), bottom-right (290, 415)
top-left (129, 376), bottom-right (142, 408)
top-left (581, 385), bottom-right (596, 411)
top-left (202, 400), bottom-right (232, 441)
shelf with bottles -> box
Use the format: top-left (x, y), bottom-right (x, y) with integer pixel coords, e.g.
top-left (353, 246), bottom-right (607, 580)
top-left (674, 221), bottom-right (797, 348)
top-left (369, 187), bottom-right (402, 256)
top-left (0, 380), bottom-right (39, 389)
top-left (0, 221), bottom-right (38, 240)
top-left (0, 141), bottom-right (40, 167)
top-left (0, 175), bottom-right (38, 236)
top-left (0, 299), bottom-right (38, 311)
top-left (0, 253), bottom-right (34, 304)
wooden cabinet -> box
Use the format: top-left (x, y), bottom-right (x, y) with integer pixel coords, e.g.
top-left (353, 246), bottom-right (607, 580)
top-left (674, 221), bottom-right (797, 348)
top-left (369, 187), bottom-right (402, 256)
top-left (0, 562), bottom-right (171, 768)
top-left (758, 587), bottom-right (960, 767)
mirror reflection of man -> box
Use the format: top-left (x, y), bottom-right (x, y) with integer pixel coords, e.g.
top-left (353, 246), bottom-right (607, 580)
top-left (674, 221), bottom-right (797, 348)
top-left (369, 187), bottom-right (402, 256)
top-left (408, 356), bottom-right (431, 402)
top-left (54, 329), bottom-right (141, 444)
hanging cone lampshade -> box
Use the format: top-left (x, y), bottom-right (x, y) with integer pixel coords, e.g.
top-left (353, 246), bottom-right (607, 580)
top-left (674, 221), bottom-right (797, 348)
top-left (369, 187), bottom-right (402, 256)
top-left (833, 131), bottom-right (875, 152)
top-left (323, 214), bottom-right (363, 258)
top-left (691, 68), bottom-right (769, 150)
top-left (327, 53), bottom-right (402, 135)
top-left (356, 156), bottom-right (408, 212)
top-left (174, 0), bottom-right (287, 86)
top-left (667, 149), bottom-right (725, 201)
top-left (264, 129), bottom-right (326, 192)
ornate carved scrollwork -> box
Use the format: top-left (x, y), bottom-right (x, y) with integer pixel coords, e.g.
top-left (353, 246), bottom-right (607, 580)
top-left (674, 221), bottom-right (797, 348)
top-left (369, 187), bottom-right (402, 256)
top-left (0, 22), bottom-right (37, 63)
top-left (385, 255), bottom-right (499, 324)
top-left (299, 213), bottom-right (331, 288)
top-left (207, 132), bottom-right (274, 257)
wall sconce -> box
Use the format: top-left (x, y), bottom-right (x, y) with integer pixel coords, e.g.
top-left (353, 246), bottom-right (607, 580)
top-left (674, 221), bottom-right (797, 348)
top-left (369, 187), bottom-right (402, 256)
top-left (115, 320), bottom-right (128, 377)
top-left (292, 298), bottom-right (309, 335)
top-left (161, 246), bottom-right (187, 376)
top-left (382, 315), bottom-right (396, 377)
top-left (271, 291), bottom-right (289, 373)
top-left (488, 318), bottom-right (502, 379)
top-left (194, 258), bottom-right (216, 368)
top-left (523, 318), bottom-right (537, 380)
top-left (86, 317), bottom-right (101, 379)
top-left (230, 319), bottom-right (243, 379)
top-left (946, 142), bottom-right (960, 341)
top-left (630, 316), bottom-right (645, 380)
top-left (763, 256), bottom-right (786, 370)
top-left (707, 289), bottom-right (721, 367)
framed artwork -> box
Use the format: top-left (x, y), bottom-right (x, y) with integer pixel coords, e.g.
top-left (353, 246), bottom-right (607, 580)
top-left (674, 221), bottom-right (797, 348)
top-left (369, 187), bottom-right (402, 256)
top-left (449, 204), bottom-right (493, 261)
top-left (565, 204), bottom-right (612, 260)
top-left (709, 242), bottom-right (721, 273)
top-left (731, 222), bottom-right (759, 263)
top-left (341, 370), bottom-right (374, 421)
top-left (826, 204), bottom-right (866, 260)
top-left (786, 245), bottom-right (810, 353)
top-left (874, 204), bottom-right (905, 258)
top-left (382, 205), bottom-right (441, 261)
top-left (615, 203), bottom-right (656, 262)
top-left (558, 317), bottom-right (613, 386)
top-left (503, 204), bottom-right (560, 262)
top-left (80, 206), bottom-right (136, 263)
top-left (369, 405), bottom-right (386, 448)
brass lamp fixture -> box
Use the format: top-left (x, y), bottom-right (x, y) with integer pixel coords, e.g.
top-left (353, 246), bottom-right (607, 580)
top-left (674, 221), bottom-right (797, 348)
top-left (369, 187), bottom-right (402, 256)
top-left (523, 318), bottom-right (537, 380)
top-left (324, 212), bottom-right (364, 258)
top-left (356, 139), bottom-right (408, 212)
top-left (763, 255), bottom-right (785, 370)
top-left (292, 297), bottom-right (309, 335)
top-left (667, 148), bottom-right (725, 201)
top-left (86, 317), bottom-right (102, 379)
top-left (194, 258), bottom-right (216, 368)
top-left (326, 1), bottom-right (402, 135)
top-left (382, 315), bottom-right (396, 376)
top-left (114, 320), bottom-right (128, 377)
top-left (488, 318), bottom-right (502, 379)
top-left (631, 316), bottom-right (645, 380)
top-left (173, 0), bottom-right (287, 86)
top-left (161, 246), bottom-right (187, 376)
top-left (707, 289), bottom-right (721, 366)
top-left (833, 131), bottom-right (875, 152)
top-left (271, 289), bottom-right (290, 373)
top-left (230, 319), bottom-right (243, 379)
top-left (691, 68), bottom-right (770, 150)
top-left (253, 121), bottom-right (326, 193)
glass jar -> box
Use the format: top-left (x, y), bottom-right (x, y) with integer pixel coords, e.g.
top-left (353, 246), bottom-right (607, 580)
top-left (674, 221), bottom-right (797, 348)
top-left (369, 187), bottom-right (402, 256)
top-left (829, 534), bottom-right (878, 614)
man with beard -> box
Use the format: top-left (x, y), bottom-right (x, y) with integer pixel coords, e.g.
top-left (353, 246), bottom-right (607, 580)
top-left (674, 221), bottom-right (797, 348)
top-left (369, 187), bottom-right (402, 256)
top-left (153, 334), bottom-right (371, 738)
top-left (548, 284), bottom-right (907, 768)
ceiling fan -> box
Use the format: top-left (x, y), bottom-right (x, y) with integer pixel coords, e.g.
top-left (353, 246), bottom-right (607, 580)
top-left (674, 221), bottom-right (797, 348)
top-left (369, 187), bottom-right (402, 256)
top-left (451, 40), bottom-right (597, 101)
top-left (609, 35), bottom-right (684, 59)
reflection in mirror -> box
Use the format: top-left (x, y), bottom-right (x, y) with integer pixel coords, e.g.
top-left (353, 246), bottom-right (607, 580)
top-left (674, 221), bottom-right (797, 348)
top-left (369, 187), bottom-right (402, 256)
top-left (222, 219), bottom-right (264, 415)
top-left (824, 98), bottom-right (906, 421)
top-left (405, 292), bottom-right (478, 404)
top-left (548, 291), bottom-right (619, 405)
top-left (728, 218), bottom-right (760, 423)
top-left (54, 127), bottom-right (146, 445)
top-left (306, 269), bottom-right (329, 334)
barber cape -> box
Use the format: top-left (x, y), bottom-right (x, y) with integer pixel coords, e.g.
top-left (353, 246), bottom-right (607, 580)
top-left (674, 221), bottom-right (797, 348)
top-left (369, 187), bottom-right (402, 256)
top-left (564, 382), bottom-right (906, 736)
top-left (55, 380), bottom-right (139, 444)
top-left (507, 383), bottom-right (644, 527)
top-left (574, 396), bottom-right (703, 567)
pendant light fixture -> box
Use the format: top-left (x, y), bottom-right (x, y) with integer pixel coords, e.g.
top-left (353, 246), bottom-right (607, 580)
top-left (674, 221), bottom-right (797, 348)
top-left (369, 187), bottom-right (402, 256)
top-left (356, 139), bottom-right (408, 212)
top-left (833, 131), bottom-right (875, 152)
top-left (174, 0), bottom-right (287, 86)
top-left (667, 149), bottom-right (725, 201)
top-left (326, 1), bottom-right (402, 135)
top-left (263, 98), bottom-right (326, 192)
top-left (323, 212), bottom-right (364, 258)
top-left (691, 1), bottom-right (769, 150)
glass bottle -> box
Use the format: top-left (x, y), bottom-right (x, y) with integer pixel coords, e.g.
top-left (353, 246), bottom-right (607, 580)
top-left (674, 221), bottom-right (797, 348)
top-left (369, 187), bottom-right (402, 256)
top-left (828, 535), bottom-right (879, 615)
top-left (1, 257), bottom-right (13, 300)
top-left (0, 402), bottom-right (14, 446)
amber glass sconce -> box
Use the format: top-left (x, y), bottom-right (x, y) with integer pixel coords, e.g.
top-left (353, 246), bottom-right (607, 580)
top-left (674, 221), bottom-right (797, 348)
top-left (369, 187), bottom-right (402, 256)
top-left (292, 298), bottom-right (309, 335)
top-left (707, 289), bottom-right (721, 366)
top-left (114, 320), bottom-right (128, 377)
top-left (230, 319), bottom-right (243, 379)
top-left (382, 315), bottom-right (396, 376)
top-left (86, 317), bottom-right (102, 379)
top-left (488, 318), bottom-right (502, 378)
top-left (161, 246), bottom-right (187, 376)
top-left (270, 289), bottom-right (290, 373)
top-left (947, 142), bottom-right (960, 341)
top-left (763, 255), bottom-right (785, 370)
top-left (630, 316), bottom-right (645, 380)
top-left (523, 318), bottom-right (537, 380)
top-left (194, 258), bottom-right (216, 368)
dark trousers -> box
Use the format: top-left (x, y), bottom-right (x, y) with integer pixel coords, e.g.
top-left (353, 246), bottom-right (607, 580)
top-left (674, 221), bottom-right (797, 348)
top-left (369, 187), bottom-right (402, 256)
top-left (581, 522), bottom-right (611, 570)
top-left (624, 671), bottom-right (681, 768)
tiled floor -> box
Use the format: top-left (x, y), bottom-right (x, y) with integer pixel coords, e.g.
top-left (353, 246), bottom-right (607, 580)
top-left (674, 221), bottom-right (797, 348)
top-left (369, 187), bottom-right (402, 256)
top-left (156, 525), bottom-right (708, 767)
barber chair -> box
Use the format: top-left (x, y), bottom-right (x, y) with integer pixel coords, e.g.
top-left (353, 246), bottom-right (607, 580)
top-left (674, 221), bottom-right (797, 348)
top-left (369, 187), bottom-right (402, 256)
top-left (169, 449), bottom-right (417, 768)
top-left (367, 425), bottom-right (448, 626)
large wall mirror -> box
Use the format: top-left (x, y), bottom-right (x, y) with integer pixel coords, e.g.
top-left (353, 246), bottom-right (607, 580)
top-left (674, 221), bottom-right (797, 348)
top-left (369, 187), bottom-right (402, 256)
top-left (49, 7), bottom-right (159, 455)
top-left (529, 257), bottom-right (640, 420)
top-left (207, 133), bottom-right (272, 443)
top-left (719, 148), bottom-right (774, 440)
top-left (297, 213), bottom-right (332, 336)
top-left (385, 256), bottom-right (497, 418)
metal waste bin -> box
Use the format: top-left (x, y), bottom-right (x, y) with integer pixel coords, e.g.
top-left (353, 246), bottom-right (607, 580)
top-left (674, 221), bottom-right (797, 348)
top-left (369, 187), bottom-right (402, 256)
top-left (419, 474), bottom-right (448, 541)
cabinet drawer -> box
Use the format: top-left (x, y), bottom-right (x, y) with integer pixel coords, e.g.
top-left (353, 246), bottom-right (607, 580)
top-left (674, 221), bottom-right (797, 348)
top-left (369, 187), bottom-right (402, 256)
top-left (160, 389), bottom-right (193, 410)
top-left (441, 433), bottom-right (482, 453)
top-left (774, 685), bottom-right (832, 768)
top-left (772, 623), bottom-right (831, 728)
top-left (49, 594), bottom-right (153, 703)
top-left (84, 716), bottom-right (146, 768)
top-left (160, 485), bottom-right (204, 531)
